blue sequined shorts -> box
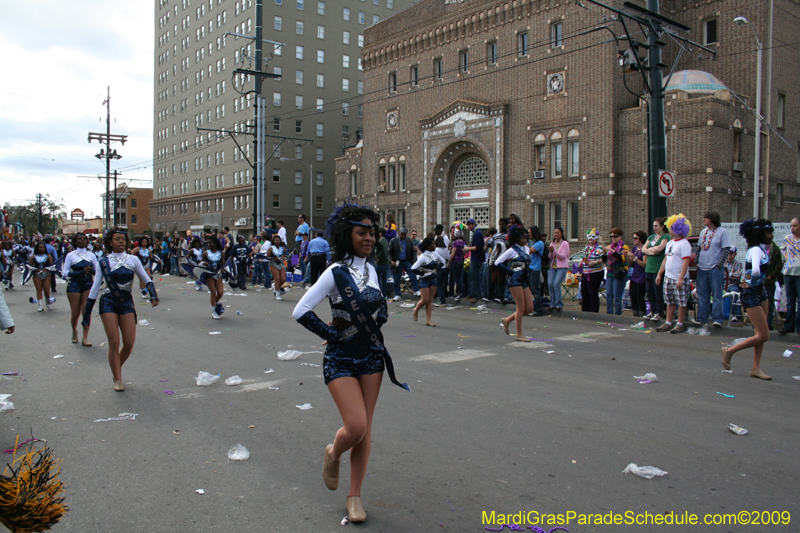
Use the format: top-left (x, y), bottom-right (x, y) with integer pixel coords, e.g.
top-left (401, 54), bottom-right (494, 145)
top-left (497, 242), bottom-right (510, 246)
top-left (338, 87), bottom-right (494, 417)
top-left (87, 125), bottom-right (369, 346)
top-left (99, 293), bottom-right (137, 317)
top-left (507, 271), bottom-right (529, 289)
top-left (419, 276), bottom-right (437, 289)
top-left (740, 286), bottom-right (767, 309)
top-left (67, 279), bottom-right (93, 293)
top-left (323, 334), bottom-right (385, 385)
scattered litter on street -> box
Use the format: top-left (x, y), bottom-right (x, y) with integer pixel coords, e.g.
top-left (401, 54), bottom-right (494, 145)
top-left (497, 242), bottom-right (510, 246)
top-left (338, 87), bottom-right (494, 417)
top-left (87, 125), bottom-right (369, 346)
top-left (341, 517), bottom-right (349, 525)
top-left (793, 376), bottom-right (800, 380)
top-left (728, 424), bottom-right (748, 435)
top-left (633, 373), bottom-right (658, 383)
top-left (717, 392), bottom-right (735, 398)
top-left (236, 311), bottom-right (243, 315)
top-left (264, 368), bottom-right (275, 374)
top-left (299, 362), bottom-right (320, 367)
top-left (209, 331), bottom-right (222, 335)
top-left (195, 372), bottom-right (221, 386)
top-left (622, 463), bottom-right (667, 479)
top-left (783, 350), bottom-right (792, 358)
top-left (445, 306), bottom-right (460, 310)
top-left (295, 403), bottom-right (313, 410)
top-left (730, 337), bottom-right (748, 346)
top-left (399, 302), bottom-right (415, 308)
top-left (53, 355), bottom-right (64, 359)
top-left (138, 319), bottom-right (150, 326)
top-left (402, 334), bottom-right (417, 337)
top-left (2, 438), bottom-right (43, 454)
top-left (278, 349), bottom-right (303, 360)
top-left (721, 369), bottom-right (733, 373)
top-left (225, 376), bottom-right (243, 386)
top-left (0, 395), bottom-right (14, 412)
top-left (631, 321), bottom-right (646, 328)
top-left (94, 412), bottom-right (138, 423)
top-left (164, 390), bottom-right (175, 395)
top-left (196, 489), bottom-right (205, 495)
top-left (268, 386), bottom-right (279, 390)
top-left (687, 327), bottom-right (711, 336)
top-left (228, 443), bottom-right (250, 460)
top-left (545, 351), bottom-right (555, 354)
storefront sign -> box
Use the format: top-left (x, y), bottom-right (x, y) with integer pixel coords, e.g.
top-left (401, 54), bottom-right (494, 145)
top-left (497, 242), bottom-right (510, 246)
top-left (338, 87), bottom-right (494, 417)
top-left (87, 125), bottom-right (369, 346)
top-left (234, 217), bottom-right (248, 227)
top-left (70, 208), bottom-right (85, 220)
top-left (454, 189), bottom-right (488, 201)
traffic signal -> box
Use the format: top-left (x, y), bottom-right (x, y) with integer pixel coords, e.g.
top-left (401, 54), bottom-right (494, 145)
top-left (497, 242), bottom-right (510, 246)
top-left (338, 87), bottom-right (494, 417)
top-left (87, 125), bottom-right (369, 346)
top-left (619, 48), bottom-right (642, 72)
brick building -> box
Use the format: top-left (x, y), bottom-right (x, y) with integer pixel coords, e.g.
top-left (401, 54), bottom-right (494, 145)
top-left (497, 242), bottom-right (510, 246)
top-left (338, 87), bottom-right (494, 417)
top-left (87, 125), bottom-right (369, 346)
top-left (336, 0), bottom-right (799, 242)
top-left (101, 185), bottom-right (153, 235)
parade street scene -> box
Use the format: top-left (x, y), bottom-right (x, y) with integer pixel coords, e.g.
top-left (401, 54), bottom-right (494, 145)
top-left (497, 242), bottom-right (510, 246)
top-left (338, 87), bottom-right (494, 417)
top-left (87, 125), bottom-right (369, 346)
top-left (1, 0), bottom-right (799, 530)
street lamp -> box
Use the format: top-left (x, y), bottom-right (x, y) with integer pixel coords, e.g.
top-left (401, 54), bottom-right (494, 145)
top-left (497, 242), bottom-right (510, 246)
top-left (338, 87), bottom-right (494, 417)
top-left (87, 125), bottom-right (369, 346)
top-left (734, 16), bottom-right (763, 218)
top-left (279, 157), bottom-right (313, 229)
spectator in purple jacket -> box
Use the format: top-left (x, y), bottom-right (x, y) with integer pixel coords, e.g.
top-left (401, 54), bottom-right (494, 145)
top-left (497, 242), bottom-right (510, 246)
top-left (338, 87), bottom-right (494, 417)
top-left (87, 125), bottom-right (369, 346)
top-left (626, 231), bottom-right (649, 317)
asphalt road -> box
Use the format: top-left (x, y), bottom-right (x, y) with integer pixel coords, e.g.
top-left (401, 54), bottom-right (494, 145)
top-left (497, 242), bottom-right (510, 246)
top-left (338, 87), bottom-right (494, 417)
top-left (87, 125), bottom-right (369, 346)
top-left (1, 274), bottom-right (799, 532)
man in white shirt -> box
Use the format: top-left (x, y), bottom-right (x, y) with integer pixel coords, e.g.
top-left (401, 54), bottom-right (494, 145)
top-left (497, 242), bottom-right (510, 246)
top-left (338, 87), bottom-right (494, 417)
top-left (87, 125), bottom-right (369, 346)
top-left (656, 215), bottom-right (692, 334)
top-left (277, 220), bottom-right (288, 246)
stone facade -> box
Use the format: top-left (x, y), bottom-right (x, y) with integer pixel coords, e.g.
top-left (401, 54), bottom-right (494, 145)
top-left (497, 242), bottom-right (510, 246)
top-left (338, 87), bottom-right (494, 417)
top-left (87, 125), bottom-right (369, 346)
top-left (335, 0), bottom-right (799, 242)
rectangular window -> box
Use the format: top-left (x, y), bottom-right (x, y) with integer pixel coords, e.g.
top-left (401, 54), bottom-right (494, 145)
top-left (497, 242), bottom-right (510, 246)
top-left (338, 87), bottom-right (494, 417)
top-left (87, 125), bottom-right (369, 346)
top-left (316, 171), bottom-right (323, 186)
top-left (777, 93), bottom-right (786, 128)
top-left (388, 71), bottom-right (397, 92)
top-left (316, 123), bottom-right (324, 136)
top-left (517, 32), bottom-right (529, 57)
top-left (317, 1), bottom-right (325, 15)
top-left (274, 16), bottom-right (282, 30)
top-left (296, 21), bottom-right (304, 35)
top-left (317, 25), bottom-right (325, 39)
top-left (295, 170), bottom-right (303, 184)
top-left (567, 201), bottom-right (579, 241)
top-left (343, 30), bottom-right (350, 44)
top-left (350, 172), bottom-right (358, 196)
top-left (273, 169), bottom-right (280, 182)
top-left (534, 203), bottom-right (545, 228)
top-left (357, 103), bottom-right (363, 118)
top-left (296, 45), bottom-right (304, 59)
top-left (342, 102), bottom-right (350, 116)
top-left (358, 11), bottom-right (365, 24)
top-left (273, 91), bottom-right (281, 106)
top-left (343, 78), bottom-right (350, 91)
top-left (316, 73), bottom-right (324, 87)
top-left (316, 98), bottom-right (324, 111)
top-left (296, 0), bottom-right (304, 10)
top-left (295, 119), bottom-right (303, 133)
top-left (551, 202), bottom-right (562, 231)
top-left (551, 21), bottom-right (563, 47)
top-left (358, 34), bottom-right (364, 47)
top-left (295, 195), bottom-right (303, 209)
top-left (568, 140), bottom-right (579, 176)
top-left (357, 80), bottom-right (364, 94)
top-left (373, 14), bottom-right (379, 24)
top-left (273, 194), bottom-right (280, 208)
top-left (487, 41), bottom-right (497, 65)
top-left (316, 147), bottom-right (323, 161)
top-left (410, 65), bottom-right (419, 87)
top-left (295, 70), bottom-right (303, 84)
top-left (317, 49), bottom-right (324, 63)
top-left (388, 164), bottom-right (396, 192)
top-left (295, 145), bottom-right (303, 159)
top-left (434, 57), bottom-right (443, 80)
top-left (343, 7), bottom-right (350, 20)
top-left (731, 199), bottom-right (739, 221)
top-left (536, 145), bottom-right (546, 170)
top-left (295, 95), bottom-right (303, 109)
top-left (552, 143), bottom-right (562, 177)
top-left (316, 196), bottom-right (323, 210)
top-left (459, 50), bottom-right (468, 73)
top-left (342, 54), bottom-right (350, 68)
top-left (399, 162), bottom-right (406, 190)
top-left (703, 18), bottom-right (717, 45)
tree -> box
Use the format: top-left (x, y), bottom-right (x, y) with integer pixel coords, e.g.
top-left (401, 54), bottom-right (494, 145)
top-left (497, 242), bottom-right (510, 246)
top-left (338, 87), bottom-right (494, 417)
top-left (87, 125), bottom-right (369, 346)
top-left (7, 195), bottom-right (66, 235)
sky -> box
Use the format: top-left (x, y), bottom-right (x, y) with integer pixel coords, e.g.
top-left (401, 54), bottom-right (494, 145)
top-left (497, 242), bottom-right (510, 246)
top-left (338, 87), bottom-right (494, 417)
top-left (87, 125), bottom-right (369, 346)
top-left (0, 1), bottom-right (154, 220)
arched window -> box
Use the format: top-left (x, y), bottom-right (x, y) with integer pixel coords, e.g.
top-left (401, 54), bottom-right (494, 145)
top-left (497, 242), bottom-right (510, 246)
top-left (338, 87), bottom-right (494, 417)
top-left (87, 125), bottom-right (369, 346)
top-left (453, 156), bottom-right (489, 189)
top-left (567, 129), bottom-right (579, 176)
top-left (550, 132), bottom-right (563, 178)
top-left (378, 157), bottom-right (387, 191)
top-left (388, 156), bottom-right (397, 192)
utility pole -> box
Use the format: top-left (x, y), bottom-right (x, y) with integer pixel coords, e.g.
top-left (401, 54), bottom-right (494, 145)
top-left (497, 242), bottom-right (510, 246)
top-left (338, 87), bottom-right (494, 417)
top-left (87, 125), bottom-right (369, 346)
top-left (252, 0), bottom-right (263, 237)
top-left (36, 193), bottom-right (43, 234)
top-left (88, 86), bottom-right (126, 230)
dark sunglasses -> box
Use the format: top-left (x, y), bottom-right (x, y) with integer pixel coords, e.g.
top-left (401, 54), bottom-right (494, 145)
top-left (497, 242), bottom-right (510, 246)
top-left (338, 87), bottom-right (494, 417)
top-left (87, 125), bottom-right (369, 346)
top-left (610, 235), bottom-right (619, 238)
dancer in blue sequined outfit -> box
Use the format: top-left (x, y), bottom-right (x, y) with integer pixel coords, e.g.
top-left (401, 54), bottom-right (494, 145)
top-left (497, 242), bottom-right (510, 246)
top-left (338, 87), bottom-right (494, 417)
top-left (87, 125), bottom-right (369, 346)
top-left (497, 227), bottom-right (534, 341)
top-left (722, 218), bottom-right (773, 380)
top-left (202, 235), bottom-right (226, 319)
top-left (410, 237), bottom-right (445, 326)
top-left (29, 242), bottom-right (54, 312)
top-left (132, 235), bottom-right (155, 300)
top-left (292, 203), bottom-right (403, 524)
top-left (63, 233), bottom-right (99, 346)
top-left (82, 228), bottom-right (159, 392)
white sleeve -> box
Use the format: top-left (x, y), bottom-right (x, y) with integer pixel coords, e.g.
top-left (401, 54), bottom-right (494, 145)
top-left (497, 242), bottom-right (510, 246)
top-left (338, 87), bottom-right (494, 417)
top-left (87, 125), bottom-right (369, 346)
top-left (495, 247), bottom-right (519, 264)
top-left (90, 252), bottom-right (99, 273)
top-left (131, 256), bottom-right (153, 284)
top-left (62, 252), bottom-right (74, 278)
top-left (748, 247), bottom-right (766, 279)
top-left (410, 253), bottom-right (428, 270)
top-left (292, 264), bottom-right (338, 319)
top-left (87, 264), bottom-right (105, 300)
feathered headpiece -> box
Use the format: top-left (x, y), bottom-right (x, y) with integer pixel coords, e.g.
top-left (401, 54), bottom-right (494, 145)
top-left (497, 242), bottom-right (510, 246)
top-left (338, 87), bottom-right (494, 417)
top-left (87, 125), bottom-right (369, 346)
top-left (451, 221), bottom-right (467, 233)
top-left (665, 214), bottom-right (692, 238)
top-left (586, 228), bottom-right (599, 240)
top-left (323, 200), bottom-right (374, 240)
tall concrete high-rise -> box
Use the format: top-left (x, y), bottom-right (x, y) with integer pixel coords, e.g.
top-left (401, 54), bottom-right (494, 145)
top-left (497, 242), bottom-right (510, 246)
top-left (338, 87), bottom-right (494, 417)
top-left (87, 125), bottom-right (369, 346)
top-left (150, 0), bottom-right (413, 239)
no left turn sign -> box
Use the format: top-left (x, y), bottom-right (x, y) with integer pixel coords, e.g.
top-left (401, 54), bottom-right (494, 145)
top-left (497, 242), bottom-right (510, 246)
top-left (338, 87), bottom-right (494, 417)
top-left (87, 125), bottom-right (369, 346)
top-left (658, 170), bottom-right (675, 198)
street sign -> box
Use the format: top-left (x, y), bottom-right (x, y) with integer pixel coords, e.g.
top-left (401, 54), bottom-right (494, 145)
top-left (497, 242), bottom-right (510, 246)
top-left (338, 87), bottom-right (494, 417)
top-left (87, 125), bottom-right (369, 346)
top-left (658, 170), bottom-right (675, 198)
top-left (70, 208), bottom-right (85, 220)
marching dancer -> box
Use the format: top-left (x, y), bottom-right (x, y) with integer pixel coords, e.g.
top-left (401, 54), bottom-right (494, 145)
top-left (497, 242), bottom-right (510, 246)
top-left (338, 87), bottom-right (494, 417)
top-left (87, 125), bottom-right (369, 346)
top-left (187, 238), bottom-right (205, 291)
top-left (497, 227), bottom-right (534, 342)
top-left (410, 237), bottom-right (445, 326)
top-left (292, 203), bottom-right (409, 524)
top-left (266, 235), bottom-right (287, 300)
top-left (722, 219), bottom-right (774, 379)
top-left (63, 234), bottom-right (98, 346)
top-left (29, 242), bottom-right (54, 312)
top-left (132, 236), bottom-right (155, 299)
top-left (2, 241), bottom-right (16, 289)
top-left (82, 227), bottom-right (159, 392)
top-left (202, 236), bottom-right (226, 318)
